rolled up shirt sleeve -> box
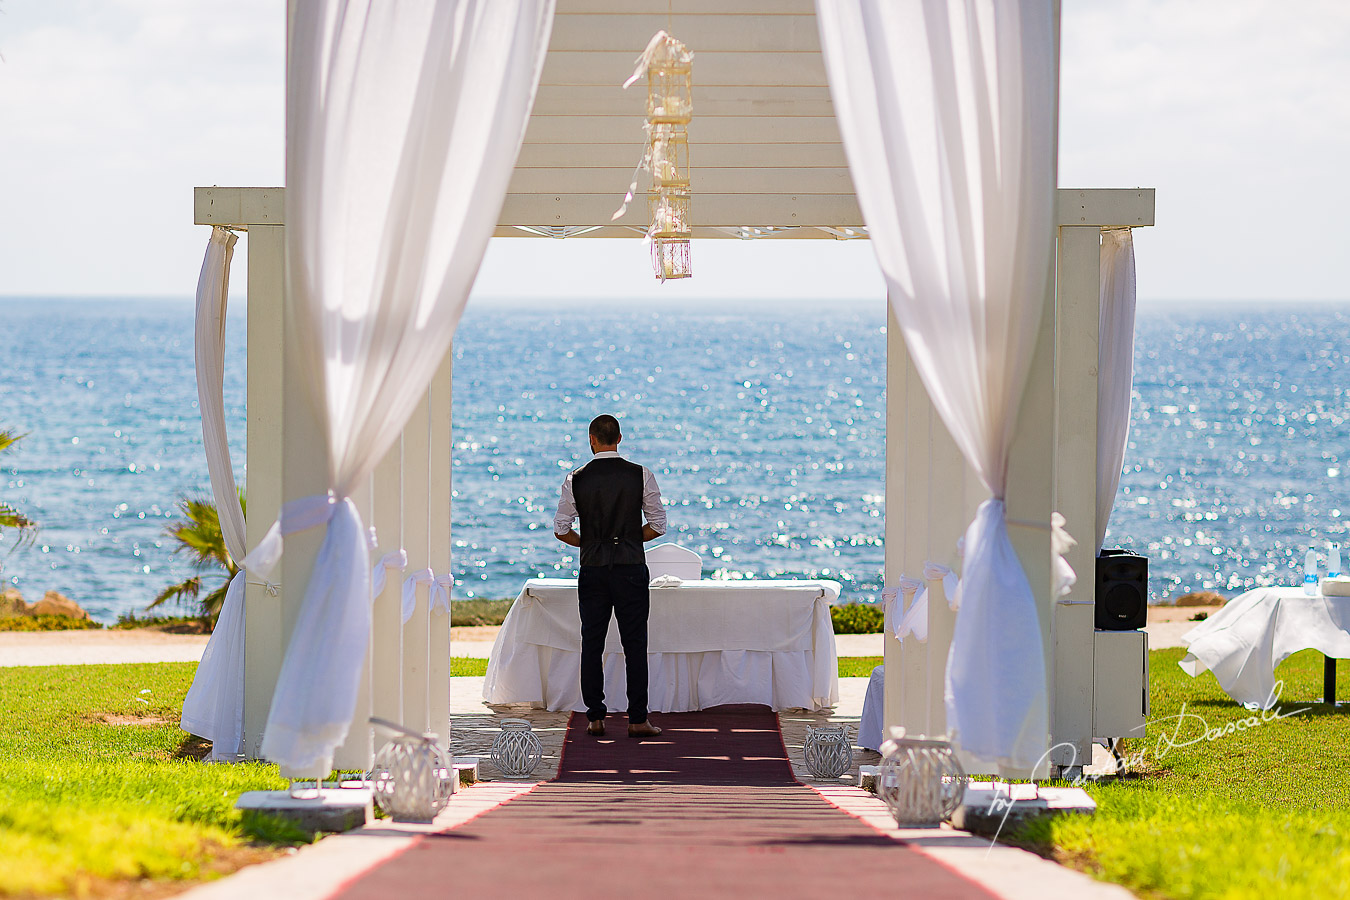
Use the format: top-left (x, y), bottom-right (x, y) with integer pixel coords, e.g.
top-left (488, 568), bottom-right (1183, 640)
top-left (553, 471), bottom-right (577, 535)
top-left (642, 467), bottom-right (667, 535)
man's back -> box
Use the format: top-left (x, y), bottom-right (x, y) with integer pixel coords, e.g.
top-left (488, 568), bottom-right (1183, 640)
top-left (572, 456), bottom-right (646, 568)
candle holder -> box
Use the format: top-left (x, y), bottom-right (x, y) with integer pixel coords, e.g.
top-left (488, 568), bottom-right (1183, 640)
top-left (876, 728), bottom-right (968, 827)
top-left (490, 718), bottom-right (544, 779)
top-left (368, 718), bottom-right (454, 823)
top-left (803, 724), bottom-right (853, 779)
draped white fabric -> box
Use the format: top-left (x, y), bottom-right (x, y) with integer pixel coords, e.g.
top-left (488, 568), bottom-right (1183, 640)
top-left (817, 0), bottom-right (1058, 769)
top-left (265, 0), bottom-right (554, 774)
top-left (1096, 229), bottom-right (1138, 552)
top-left (180, 226), bottom-right (248, 761)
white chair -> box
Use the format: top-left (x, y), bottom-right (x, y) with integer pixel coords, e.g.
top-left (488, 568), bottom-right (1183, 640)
top-left (645, 542), bottom-right (703, 581)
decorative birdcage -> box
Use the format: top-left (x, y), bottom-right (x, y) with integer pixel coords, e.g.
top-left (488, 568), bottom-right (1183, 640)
top-left (368, 718), bottom-right (455, 823)
top-left (649, 125), bottom-right (690, 189)
top-left (648, 189), bottom-right (690, 238)
top-left (875, 728), bottom-right (968, 827)
top-left (489, 718), bottom-right (544, 778)
top-left (803, 724), bottom-right (854, 779)
top-left (651, 237), bottom-right (692, 282)
top-left (645, 37), bottom-right (692, 125)
top-left (612, 32), bottom-right (695, 282)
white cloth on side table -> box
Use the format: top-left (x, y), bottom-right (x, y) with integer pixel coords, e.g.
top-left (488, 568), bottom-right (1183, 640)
top-left (1179, 587), bottom-right (1350, 709)
top-left (858, 664), bottom-right (886, 752)
top-left (484, 578), bottom-right (841, 712)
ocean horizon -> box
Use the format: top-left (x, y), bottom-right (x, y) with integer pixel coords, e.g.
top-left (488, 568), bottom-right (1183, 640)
top-left (2, 295), bottom-right (1349, 624)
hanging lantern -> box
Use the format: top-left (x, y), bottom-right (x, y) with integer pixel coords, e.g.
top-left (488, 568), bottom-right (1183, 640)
top-left (489, 718), bottom-right (544, 778)
top-left (368, 718), bottom-right (455, 823)
top-left (803, 724), bottom-right (854, 779)
top-left (649, 125), bottom-right (690, 188)
top-left (875, 728), bottom-right (968, 827)
top-left (613, 32), bottom-right (694, 282)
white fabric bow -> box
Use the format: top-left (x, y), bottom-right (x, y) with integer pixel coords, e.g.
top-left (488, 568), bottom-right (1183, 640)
top-left (1051, 512), bottom-right (1078, 599)
top-left (400, 568), bottom-right (453, 623)
top-left (923, 560), bottom-right (962, 612)
top-left (371, 549), bottom-right (408, 599)
top-left (432, 574), bottom-right (453, 615)
top-left (402, 569), bottom-right (433, 624)
top-left (889, 576), bottom-right (925, 643)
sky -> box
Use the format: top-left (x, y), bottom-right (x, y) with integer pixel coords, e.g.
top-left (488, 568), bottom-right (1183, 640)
top-left (0, 1), bottom-right (1346, 304)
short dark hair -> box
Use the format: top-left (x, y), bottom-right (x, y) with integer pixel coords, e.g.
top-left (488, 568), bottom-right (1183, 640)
top-left (589, 414), bottom-right (621, 446)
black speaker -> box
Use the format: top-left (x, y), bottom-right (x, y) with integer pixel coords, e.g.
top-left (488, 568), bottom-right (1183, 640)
top-left (1095, 548), bottom-right (1148, 630)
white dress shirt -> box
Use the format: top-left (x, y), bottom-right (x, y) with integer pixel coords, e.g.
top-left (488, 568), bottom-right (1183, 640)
top-left (554, 450), bottom-right (667, 537)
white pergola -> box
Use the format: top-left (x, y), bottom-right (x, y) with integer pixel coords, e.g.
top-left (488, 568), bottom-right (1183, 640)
top-left (195, 0), bottom-right (1154, 776)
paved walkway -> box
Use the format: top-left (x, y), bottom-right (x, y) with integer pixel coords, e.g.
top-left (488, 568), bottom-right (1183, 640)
top-left (0, 630), bottom-right (209, 666)
top-left (337, 706), bottom-right (999, 899)
top-left (1, 607), bottom-right (1213, 670)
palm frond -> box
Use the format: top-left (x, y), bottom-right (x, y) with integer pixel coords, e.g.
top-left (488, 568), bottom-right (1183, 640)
top-left (150, 576), bottom-right (202, 610)
top-left (0, 428), bottom-right (37, 548)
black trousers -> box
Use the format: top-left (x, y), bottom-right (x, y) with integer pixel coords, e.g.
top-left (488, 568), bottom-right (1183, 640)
top-left (578, 563), bottom-right (650, 723)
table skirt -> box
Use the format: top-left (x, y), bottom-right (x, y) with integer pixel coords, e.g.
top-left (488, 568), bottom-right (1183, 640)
top-left (483, 641), bottom-right (838, 713)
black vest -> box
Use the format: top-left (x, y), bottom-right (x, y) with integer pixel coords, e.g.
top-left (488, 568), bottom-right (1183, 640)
top-left (572, 457), bottom-right (646, 567)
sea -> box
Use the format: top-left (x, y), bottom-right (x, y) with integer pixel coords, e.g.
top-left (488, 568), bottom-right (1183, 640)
top-left (2, 296), bottom-right (1348, 625)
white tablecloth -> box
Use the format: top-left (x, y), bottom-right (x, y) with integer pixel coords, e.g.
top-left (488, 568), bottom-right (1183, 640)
top-left (1179, 587), bottom-right (1350, 708)
top-left (482, 577), bottom-right (841, 712)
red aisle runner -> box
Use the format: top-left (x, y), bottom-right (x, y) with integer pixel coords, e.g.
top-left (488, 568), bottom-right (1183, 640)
top-left (333, 705), bottom-right (996, 899)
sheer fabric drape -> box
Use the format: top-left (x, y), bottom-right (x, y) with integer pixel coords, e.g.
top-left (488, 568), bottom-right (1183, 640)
top-left (817, 0), bottom-right (1058, 769)
top-left (180, 226), bottom-right (249, 760)
top-left (1096, 229), bottom-right (1137, 552)
top-left (263, 0), bottom-right (555, 774)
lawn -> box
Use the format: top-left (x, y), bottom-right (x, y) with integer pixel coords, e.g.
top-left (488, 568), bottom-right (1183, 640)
top-left (0, 663), bottom-right (304, 898)
top-left (1010, 648), bottom-right (1350, 900)
top-left (450, 655), bottom-right (885, 678)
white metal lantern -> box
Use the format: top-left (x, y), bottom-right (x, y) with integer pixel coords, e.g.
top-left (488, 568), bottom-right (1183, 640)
top-left (803, 724), bottom-right (853, 779)
top-left (368, 718), bottom-right (454, 823)
top-left (490, 718), bottom-right (544, 778)
top-left (876, 729), bottom-right (968, 827)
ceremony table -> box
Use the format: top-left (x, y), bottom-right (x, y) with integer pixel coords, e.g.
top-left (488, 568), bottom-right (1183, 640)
top-left (1179, 586), bottom-right (1350, 708)
top-left (482, 578), bottom-right (841, 713)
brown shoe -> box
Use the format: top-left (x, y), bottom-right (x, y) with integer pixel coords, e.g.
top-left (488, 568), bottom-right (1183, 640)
top-left (586, 719), bottom-right (605, 737)
top-left (628, 720), bottom-right (662, 739)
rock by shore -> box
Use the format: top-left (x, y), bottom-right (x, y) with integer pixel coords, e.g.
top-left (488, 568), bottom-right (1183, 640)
top-left (1174, 590), bottom-right (1227, 607)
top-left (0, 588), bottom-right (91, 620)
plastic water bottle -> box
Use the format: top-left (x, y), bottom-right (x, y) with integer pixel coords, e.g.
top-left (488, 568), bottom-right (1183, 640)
top-left (1330, 542), bottom-right (1342, 579)
top-left (1304, 549), bottom-right (1319, 596)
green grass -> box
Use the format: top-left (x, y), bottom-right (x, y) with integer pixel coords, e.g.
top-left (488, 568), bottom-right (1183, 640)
top-left (451, 657), bottom-right (489, 677)
top-left (0, 663), bottom-right (307, 897)
top-left (450, 655), bottom-right (885, 679)
top-left (1006, 648), bottom-right (1350, 899)
top-left (838, 655), bottom-right (884, 677)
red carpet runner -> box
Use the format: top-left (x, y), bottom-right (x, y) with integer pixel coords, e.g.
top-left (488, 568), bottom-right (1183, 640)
top-left (333, 705), bottom-right (996, 899)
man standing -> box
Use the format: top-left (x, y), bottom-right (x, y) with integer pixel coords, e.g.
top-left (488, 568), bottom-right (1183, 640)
top-left (554, 414), bottom-right (667, 738)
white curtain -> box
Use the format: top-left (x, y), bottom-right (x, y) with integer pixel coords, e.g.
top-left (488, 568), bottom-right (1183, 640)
top-left (180, 226), bottom-right (249, 761)
top-left (1096, 229), bottom-right (1137, 552)
top-left (817, 0), bottom-right (1058, 769)
top-left (263, 0), bottom-right (555, 775)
